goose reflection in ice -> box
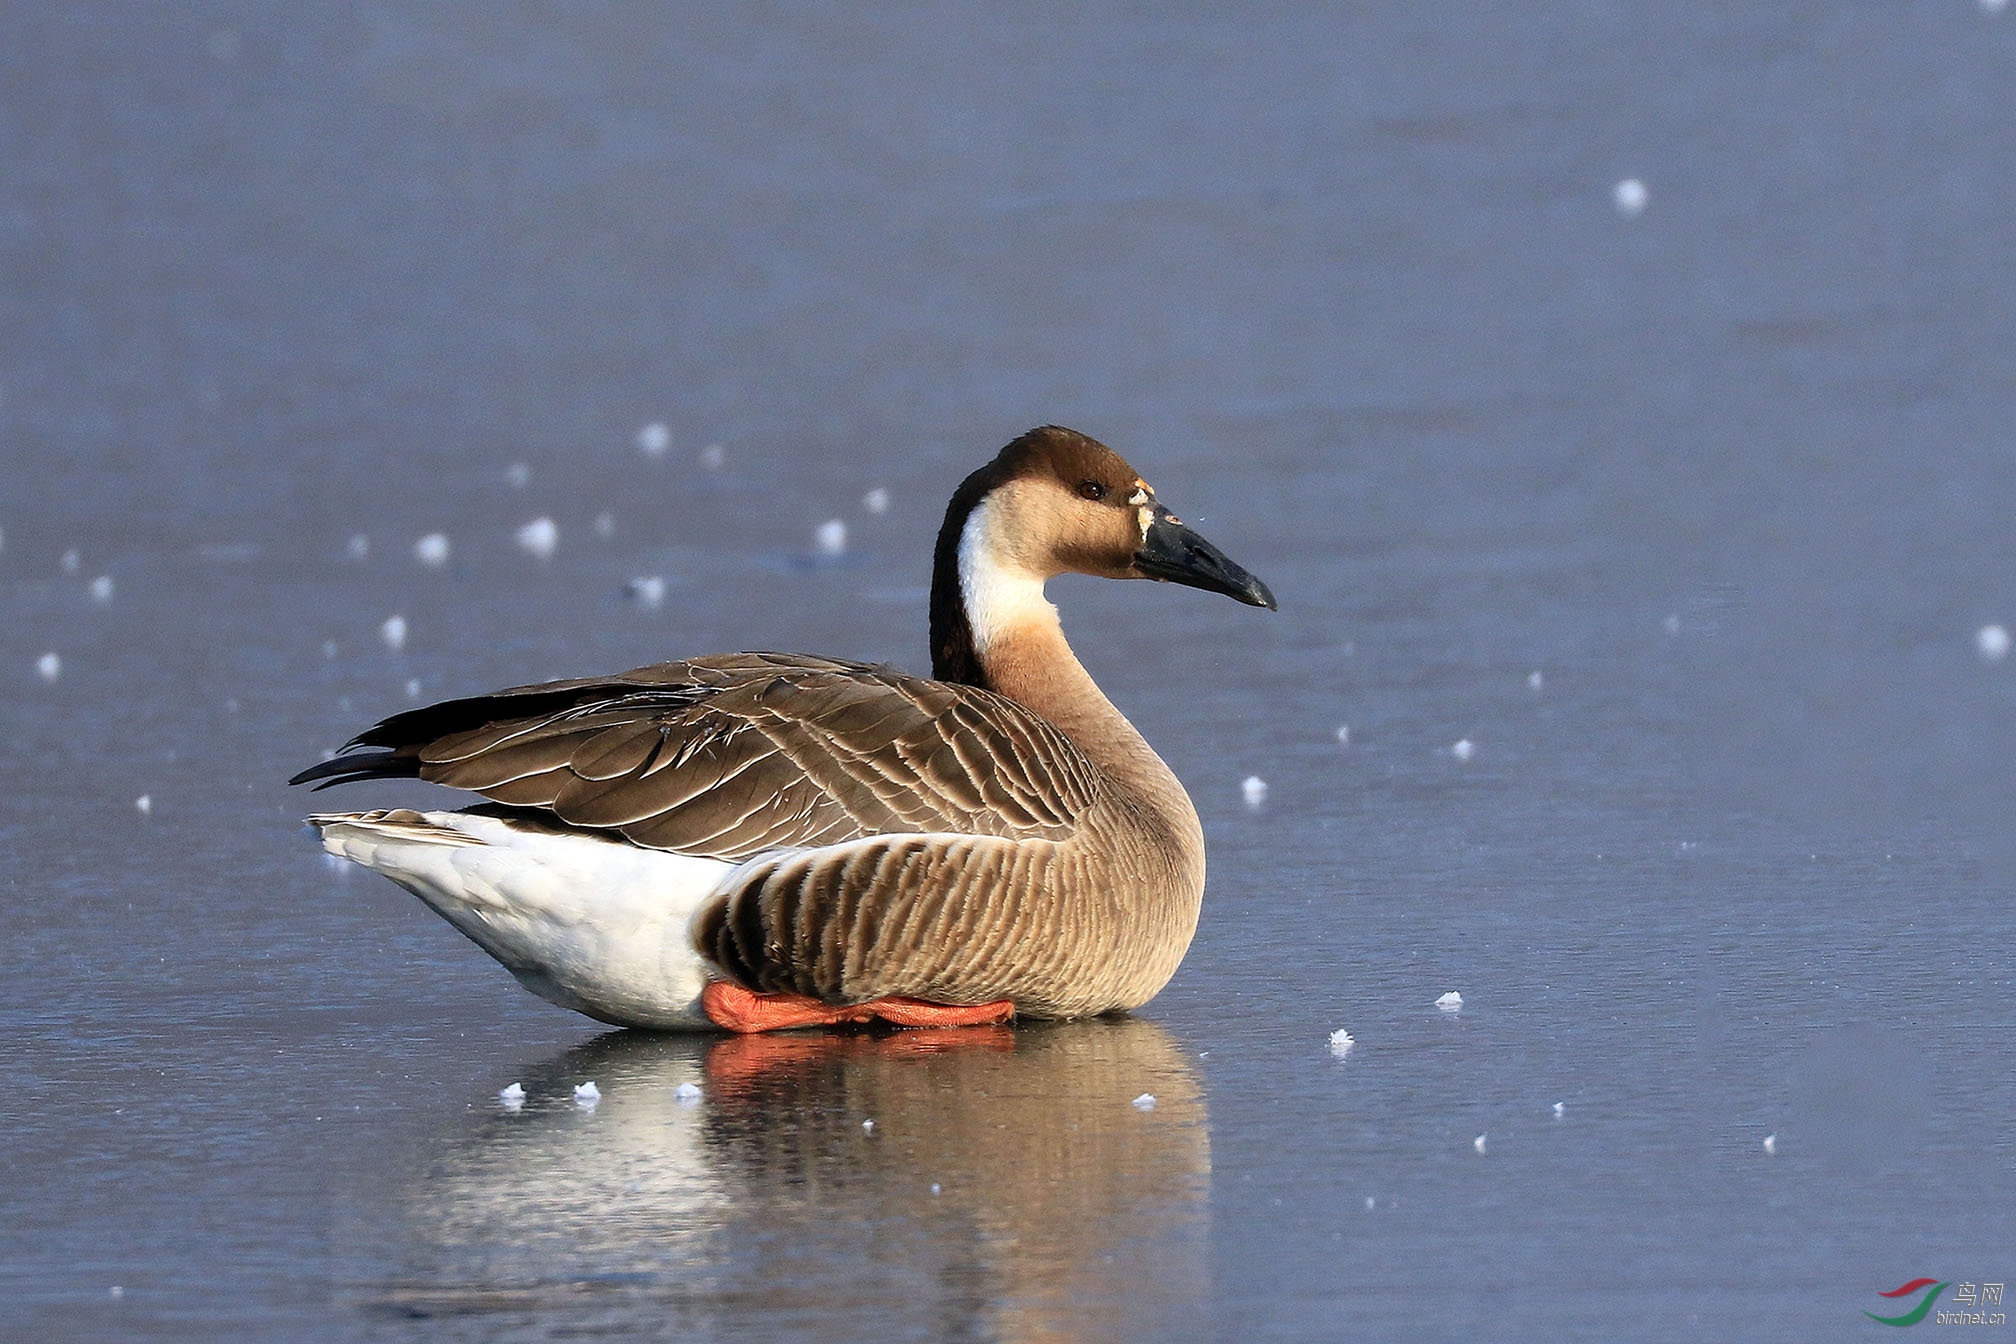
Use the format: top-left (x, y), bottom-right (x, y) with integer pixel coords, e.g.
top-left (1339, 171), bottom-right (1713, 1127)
top-left (374, 1018), bottom-right (1210, 1341)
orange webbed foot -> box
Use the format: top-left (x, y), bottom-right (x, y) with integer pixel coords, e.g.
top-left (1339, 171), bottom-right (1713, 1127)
top-left (702, 981), bottom-right (1015, 1034)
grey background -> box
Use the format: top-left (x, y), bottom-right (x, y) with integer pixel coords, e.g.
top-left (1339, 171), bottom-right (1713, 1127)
top-left (3, 5), bottom-right (2012, 1340)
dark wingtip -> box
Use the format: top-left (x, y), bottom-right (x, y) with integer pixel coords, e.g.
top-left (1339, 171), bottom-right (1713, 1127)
top-left (287, 750), bottom-right (414, 789)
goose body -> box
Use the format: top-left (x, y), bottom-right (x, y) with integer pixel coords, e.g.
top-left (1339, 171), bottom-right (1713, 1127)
top-left (295, 427), bottom-right (1275, 1031)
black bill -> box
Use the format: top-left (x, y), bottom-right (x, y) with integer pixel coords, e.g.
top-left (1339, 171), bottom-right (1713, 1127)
top-left (1133, 504), bottom-right (1278, 610)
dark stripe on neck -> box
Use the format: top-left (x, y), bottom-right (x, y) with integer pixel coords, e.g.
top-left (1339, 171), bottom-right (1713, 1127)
top-left (929, 462), bottom-right (1002, 687)
top-left (930, 426), bottom-right (1099, 686)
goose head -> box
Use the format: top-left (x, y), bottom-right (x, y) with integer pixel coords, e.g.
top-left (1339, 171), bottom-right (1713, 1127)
top-left (931, 426), bottom-right (1276, 685)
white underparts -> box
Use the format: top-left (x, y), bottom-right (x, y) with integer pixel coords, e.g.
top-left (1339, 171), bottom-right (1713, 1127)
top-left (958, 497), bottom-right (1057, 654)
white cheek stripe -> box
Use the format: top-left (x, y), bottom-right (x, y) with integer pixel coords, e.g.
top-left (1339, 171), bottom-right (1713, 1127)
top-left (958, 497), bottom-right (1057, 653)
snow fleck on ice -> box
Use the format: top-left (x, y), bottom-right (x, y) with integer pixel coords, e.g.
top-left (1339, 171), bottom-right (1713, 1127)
top-left (516, 517), bottom-right (559, 560)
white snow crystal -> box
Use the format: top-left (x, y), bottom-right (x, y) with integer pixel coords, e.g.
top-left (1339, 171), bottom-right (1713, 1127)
top-left (815, 519), bottom-right (847, 556)
top-left (1553, 1101), bottom-right (1566, 1118)
top-left (322, 640), bottom-right (338, 659)
top-left (1527, 670), bottom-right (1544, 691)
top-left (505, 462), bottom-right (531, 488)
top-left (699, 442), bottom-right (726, 470)
top-left (593, 512), bottom-right (616, 538)
top-left (405, 678), bottom-right (422, 699)
top-left (673, 1082), bottom-right (701, 1105)
top-left (1335, 724), bottom-right (1350, 746)
top-left (1976, 624), bottom-right (2009, 662)
top-left (626, 575), bottom-right (666, 608)
top-left (1451, 738), bottom-right (1475, 762)
top-left (135, 795), bottom-right (152, 816)
top-left (413, 533), bottom-right (450, 567)
top-left (89, 575), bottom-right (114, 604)
top-left (1983, 0), bottom-right (2007, 14)
top-left (637, 422), bottom-right (671, 456)
top-left (1241, 775), bottom-right (1268, 809)
top-left (345, 534), bottom-right (370, 561)
top-left (1436, 991), bottom-right (1464, 1011)
top-left (1613, 178), bottom-right (1648, 217)
top-left (516, 517), bottom-right (558, 560)
top-left (380, 615), bottom-right (407, 652)
top-left (1474, 1134), bottom-right (1489, 1154)
top-left (35, 652), bottom-right (60, 683)
top-left (863, 487), bottom-right (890, 514)
top-left (1328, 1028), bottom-right (1355, 1057)
top-left (1132, 1093), bottom-right (1156, 1111)
top-left (862, 1118), bottom-right (875, 1133)
top-left (61, 548), bottom-right (81, 574)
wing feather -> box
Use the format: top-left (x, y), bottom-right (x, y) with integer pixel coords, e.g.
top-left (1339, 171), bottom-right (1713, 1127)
top-left (316, 653), bottom-right (1103, 860)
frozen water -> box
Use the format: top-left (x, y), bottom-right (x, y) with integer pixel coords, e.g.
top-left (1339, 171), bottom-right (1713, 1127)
top-left (5, 9), bottom-right (2015, 1341)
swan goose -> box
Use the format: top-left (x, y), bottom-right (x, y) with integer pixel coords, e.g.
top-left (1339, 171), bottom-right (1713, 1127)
top-left (292, 426), bottom-right (1275, 1032)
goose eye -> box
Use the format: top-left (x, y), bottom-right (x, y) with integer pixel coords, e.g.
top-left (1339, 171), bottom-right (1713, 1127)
top-left (1077, 480), bottom-right (1107, 501)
